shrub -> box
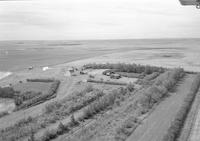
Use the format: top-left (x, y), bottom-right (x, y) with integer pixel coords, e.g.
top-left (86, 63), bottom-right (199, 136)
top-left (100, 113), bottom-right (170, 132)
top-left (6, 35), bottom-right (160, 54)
top-left (85, 84), bottom-right (94, 93)
top-left (16, 116), bottom-right (34, 127)
top-left (0, 111), bottom-right (9, 118)
top-left (69, 115), bottom-right (79, 127)
top-left (65, 90), bottom-right (104, 115)
top-left (139, 68), bottom-right (184, 111)
top-left (81, 89), bottom-right (124, 120)
top-left (116, 72), bottom-right (143, 78)
top-left (89, 75), bottom-right (95, 78)
top-left (115, 117), bottom-right (139, 141)
top-left (1, 86), bottom-right (104, 141)
top-left (42, 89), bottom-right (104, 127)
top-left (143, 72), bottom-right (160, 81)
top-left (57, 122), bottom-right (69, 135)
top-left (40, 129), bottom-right (57, 141)
top-left (87, 79), bottom-right (127, 86)
top-left (14, 91), bottom-right (42, 106)
top-left (26, 79), bottom-right (55, 83)
top-left (28, 128), bottom-right (35, 141)
top-left (44, 101), bottom-right (62, 114)
top-left (126, 83), bottom-right (135, 92)
top-left (162, 74), bottom-right (200, 141)
top-left (84, 63), bottom-right (165, 74)
top-left (38, 122), bottom-right (70, 141)
top-left (14, 96), bottom-right (23, 106)
top-left (0, 86), bottom-right (15, 98)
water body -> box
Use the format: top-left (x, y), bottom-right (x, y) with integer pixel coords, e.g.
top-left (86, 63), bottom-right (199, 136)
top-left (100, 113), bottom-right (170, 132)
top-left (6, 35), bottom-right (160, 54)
top-left (0, 38), bottom-right (200, 76)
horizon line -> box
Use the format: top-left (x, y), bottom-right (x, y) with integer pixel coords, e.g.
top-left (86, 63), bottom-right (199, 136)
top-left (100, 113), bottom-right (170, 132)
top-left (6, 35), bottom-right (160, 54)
top-left (0, 37), bottom-right (200, 42)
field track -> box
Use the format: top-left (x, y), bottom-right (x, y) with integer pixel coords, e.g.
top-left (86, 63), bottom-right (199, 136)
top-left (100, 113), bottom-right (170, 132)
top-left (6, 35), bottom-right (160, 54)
top-left (188, 89), bottom-right (200, 141)
top-left (126, 74), bottom-right (195, 141)
top-left (178, 83), bottom-right (200, 141)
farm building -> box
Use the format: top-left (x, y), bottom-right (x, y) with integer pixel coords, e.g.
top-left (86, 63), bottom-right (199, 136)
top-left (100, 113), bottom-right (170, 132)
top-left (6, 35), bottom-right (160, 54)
top-left (28, 66), bottom-right (33, 70)
top-left (68, 67), bottom-right (75, 73)
top-left (110, 73), bottom-right (121, 79)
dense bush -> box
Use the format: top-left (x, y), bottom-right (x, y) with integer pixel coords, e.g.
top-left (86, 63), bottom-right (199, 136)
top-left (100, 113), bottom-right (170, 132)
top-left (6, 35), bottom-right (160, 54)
top-left (162, 74), bottom-right (200, 141)
top-left (84, 63), bottom-right (165, 74)
top-left (38, 116), bottom-right (79, 141)
top-left (28, 128), bottom-right (35, 141)
top-left (103, 70), bottom-right (144, 78)
top-left (0, 86), bottom-right (15, 98)
top-left (0, 111), bottom-right (9, 118)
top-left (143, 72), bottom-right (160, 81)
top-left (44, 89), bottom-right (104, 115)
top-left (80, 88), bottom-right (130, 120)
top-left (14, 91), bottom-right (42, 107)
top-left (0, 85), bottom-right (103, 141)
top-left (37, 90), bottom-right (105, 141)
top-left (57, 122), bottom-right (69, 135)
top-left (82, 93), bottom-right (116, 119)
top-left (39, 129), bottom-right (58, 141)
top-left (26, 79), bottom-right (55, 83)
top-left (0, 82), bottom-right (136, 141)
top-left (44, 101), bottom-right (63, 114)
top-left (14, 96), bottom-right (23, 106)
top-left (139, 68), bottom-right (184, 111)
top-left (87, 79), bottom-right (127, 86)
top-left (137, 72), bottom-right (161, 85)
top-left (84, 84), bottom-right (94, 93)
top-left (116, 72), bottom-right (145, 78)
top-left (0, 116), bottom-right (35, 141)
top-left (126, 83), bottom-right (135, 92)
top-left (115, 117), bottom-right (139, 141)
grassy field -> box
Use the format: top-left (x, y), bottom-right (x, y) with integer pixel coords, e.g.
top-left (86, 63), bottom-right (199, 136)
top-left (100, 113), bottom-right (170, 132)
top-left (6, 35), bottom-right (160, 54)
top-left (13, 82), bottom-right (53, 94)
top-left (0, 62), bottom-right (195, 141)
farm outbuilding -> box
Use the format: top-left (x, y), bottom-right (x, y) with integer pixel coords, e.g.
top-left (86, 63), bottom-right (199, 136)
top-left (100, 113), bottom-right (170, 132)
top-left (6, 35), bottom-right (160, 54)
top-left (64, 67), bottom-right (76, 77)
top-left (42, 67), bottom-right (49, 71)
top-left (28, 66), bottom-right (33, 70)
top-left (110, 74), bottom-right (121, 79)
top-left (68, 67), bottom-right (75, 73)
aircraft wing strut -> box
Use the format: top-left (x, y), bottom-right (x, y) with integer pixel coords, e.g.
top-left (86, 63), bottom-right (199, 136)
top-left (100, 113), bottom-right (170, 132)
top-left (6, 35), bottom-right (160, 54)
top-left (179, 0), bottom-right (200, 8)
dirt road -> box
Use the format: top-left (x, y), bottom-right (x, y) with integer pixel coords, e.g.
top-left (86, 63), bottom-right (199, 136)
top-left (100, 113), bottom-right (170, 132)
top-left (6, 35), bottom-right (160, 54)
top-left (126, 74), bottom-right (195, 141)
top-left (188, 90), bottom-right (200, 141)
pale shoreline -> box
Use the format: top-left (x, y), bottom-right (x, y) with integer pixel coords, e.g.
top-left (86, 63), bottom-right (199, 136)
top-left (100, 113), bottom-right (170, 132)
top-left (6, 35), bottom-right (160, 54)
top-left (0, 72), bottom-right (12, 81)
top-left (55, 49), bottom-right (200, 72)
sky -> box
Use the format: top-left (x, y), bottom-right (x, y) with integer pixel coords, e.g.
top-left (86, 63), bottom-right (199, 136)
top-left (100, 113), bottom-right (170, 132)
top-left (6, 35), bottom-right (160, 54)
top-left (0, 0), bottom-right (200, 40)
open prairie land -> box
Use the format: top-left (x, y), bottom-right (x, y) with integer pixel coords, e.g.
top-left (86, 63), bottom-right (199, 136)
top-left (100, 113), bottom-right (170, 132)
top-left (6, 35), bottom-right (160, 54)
top-left (0, 61), bottom-right (199, 141)
top-left (1, 39), bottom-right (200, 141)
